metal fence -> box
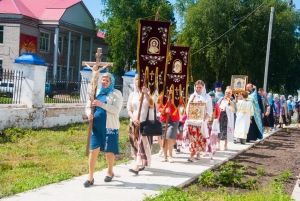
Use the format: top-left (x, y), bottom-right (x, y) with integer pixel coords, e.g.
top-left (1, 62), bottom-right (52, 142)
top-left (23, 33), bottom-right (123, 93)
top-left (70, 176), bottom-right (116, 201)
top-left (0, 69), bottom-right (124, 104)
top-left (0, 69), bottom-right (24, 104)
top-left (45, 79), bottom-right (89, 103)
top-left (44, 79), bottom-right (123, 104)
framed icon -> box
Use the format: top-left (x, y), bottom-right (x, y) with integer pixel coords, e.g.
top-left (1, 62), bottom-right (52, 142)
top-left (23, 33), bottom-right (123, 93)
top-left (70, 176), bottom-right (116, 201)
top-left (230, 75), bottom-right (248, 93)
top-left (188, 102), bottom-right (206, 121)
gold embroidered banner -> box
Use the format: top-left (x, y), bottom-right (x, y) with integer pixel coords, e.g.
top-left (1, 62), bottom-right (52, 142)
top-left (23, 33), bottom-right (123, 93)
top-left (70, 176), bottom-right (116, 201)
top-left (161, 46), bottom-right (190, 109)
top-left (137, 19), bottom-right (171, 95)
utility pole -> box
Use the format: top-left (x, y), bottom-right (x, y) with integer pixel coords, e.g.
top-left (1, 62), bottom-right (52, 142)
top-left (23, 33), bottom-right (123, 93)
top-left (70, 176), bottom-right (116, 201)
top-left (263, 7), bottom-right (274, 92)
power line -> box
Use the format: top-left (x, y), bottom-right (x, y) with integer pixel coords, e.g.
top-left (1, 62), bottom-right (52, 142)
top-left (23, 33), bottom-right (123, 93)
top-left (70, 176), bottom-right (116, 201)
top-left (191, 0), bottom-right (268, 56)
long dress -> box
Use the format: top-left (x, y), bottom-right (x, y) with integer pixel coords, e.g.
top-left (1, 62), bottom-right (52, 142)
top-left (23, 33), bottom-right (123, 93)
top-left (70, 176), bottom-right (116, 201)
top-left (247, 90), bottom-right (264, 141)
top-left (234, 100), bottom-right (254, 140)
top-left (218, 97), bottom-right (235, 141)
top-left (185, 90), bottom-right (212, 155)
top-left (127, 91), bottom-right (153, 167)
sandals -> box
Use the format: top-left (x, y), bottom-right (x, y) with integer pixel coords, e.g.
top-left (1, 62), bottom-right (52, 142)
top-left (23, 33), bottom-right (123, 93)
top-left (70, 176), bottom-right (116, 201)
top-left (161, 158), bottom-right (168, 162)
top-left (187, 158), bottom-right (194, 162)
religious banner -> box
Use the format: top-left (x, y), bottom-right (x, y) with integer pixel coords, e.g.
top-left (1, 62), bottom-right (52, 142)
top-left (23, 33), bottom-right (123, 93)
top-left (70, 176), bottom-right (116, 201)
top-left (137, 19), bottom-right (171, 95)
top-left (19, 34), bottom-right (37, 55)
top-left (161, 46), bottom-right (190, 111)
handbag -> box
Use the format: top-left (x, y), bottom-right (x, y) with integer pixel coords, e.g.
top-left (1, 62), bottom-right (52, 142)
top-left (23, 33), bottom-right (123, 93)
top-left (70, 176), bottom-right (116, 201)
top-left (140, 105), bottom-right (162, 136)
top-left (279, 115), bottom-right (283, 124)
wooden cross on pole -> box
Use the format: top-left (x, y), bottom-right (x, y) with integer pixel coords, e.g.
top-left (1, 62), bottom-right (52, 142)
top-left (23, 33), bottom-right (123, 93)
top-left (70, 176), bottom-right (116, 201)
top-left (82, 47), bottom-right (114, 156)
top-left (81, 48), bottom-right (113, 68)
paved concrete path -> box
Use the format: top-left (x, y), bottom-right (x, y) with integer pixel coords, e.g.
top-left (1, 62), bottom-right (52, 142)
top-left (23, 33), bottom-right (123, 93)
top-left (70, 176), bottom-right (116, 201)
top-left (2, 129), bottom-right (293, 201)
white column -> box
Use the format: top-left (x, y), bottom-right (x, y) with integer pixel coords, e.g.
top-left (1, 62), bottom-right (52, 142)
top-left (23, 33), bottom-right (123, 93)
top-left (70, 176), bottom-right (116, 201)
top-left (13, 63), bottom-right (47, 108)
top-left (78, 34), bottom-right (83, 81)
top-left (53, 27), bottom-right (59, 80)
top-left (89, 37), bottom-right (93, 61)
top-left (297, 89), bottom-right (300, 102)
top-left (66, 31), bottom-right (71, 81)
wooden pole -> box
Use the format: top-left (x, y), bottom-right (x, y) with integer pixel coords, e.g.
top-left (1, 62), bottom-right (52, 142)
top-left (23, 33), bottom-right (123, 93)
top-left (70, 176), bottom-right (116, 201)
top-left (85, 87), bottom-right (97, 156)
top-left (163, 86), bottom-right (173, 148)
top-left (134, 68), bottom-right (149, 140)
top-left (155, 11), bottom-right (159, 21)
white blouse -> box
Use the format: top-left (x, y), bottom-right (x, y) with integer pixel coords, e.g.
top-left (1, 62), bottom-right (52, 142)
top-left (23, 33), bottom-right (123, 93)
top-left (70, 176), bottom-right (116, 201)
top-left (127, 92), bottom-right (154, 122)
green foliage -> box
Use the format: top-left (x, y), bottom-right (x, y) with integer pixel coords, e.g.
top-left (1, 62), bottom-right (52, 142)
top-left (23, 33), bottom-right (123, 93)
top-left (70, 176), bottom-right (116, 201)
top-left (217, 161), bottom-right (247, 186)
top-left (0, 127), bottom-right (31, 143)
top-left (257, 167), bottom-right (266, 177)
top-left (97, 0), bottom-right (176, 79)
top-left (143, 181), bottom-right (292, 201)
top-left (0, 162), bottom-right (13, 171)
top-left (198, 170), bottom-right (215, 187)
top-left (144, 187), bottom-right (191, 201)
top-left (242, 178), bottom-right (259, 190)
top-left (179, 0), bottom-right (300, 93)
top-left (274, 170), bottom-right (292, 182)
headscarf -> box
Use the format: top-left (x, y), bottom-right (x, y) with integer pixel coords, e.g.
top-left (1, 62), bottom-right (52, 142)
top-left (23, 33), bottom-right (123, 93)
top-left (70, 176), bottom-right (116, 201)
top-left (208, 91), bottom-right (216, 109)
top-left (274, 94), bottom-right (279, 102)
top-left (97, 73), bottom-right (115, 96)
top-left (193, 84), bottom-right (207, 99)
top-left (268, 93), bottom-right (273, 105)
top-left (280, 95), bottom-right (286, 104)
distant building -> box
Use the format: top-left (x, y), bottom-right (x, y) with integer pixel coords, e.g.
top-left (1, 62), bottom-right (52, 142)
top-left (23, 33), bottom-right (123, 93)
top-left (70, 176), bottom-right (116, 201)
top-left (0, 0), bottom-right (108, 81)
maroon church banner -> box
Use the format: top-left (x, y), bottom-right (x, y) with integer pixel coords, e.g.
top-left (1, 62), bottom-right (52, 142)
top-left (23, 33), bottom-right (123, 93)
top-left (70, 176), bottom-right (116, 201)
top-left (137, 20), bottom-right (171, 95)
top-left (161, 46), bottom-right (190, 111)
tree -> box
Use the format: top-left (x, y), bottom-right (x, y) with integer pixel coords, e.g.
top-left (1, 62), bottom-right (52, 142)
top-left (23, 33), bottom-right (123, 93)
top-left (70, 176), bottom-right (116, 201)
top-left (97, 0), bottom-right (176, 81)
top-left (178, 0), bottom-right (300, 94)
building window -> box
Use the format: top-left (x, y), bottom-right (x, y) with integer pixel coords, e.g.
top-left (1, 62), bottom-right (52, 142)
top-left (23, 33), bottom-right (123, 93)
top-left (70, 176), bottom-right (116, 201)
top-left (0, 26), bottom-right (3, 44)
top-left (71, 39), bottom-right (76, 55)
top-left (39, 32), bottom-right (50, 51)
top-left (58, 36), bottom-right (63, 54)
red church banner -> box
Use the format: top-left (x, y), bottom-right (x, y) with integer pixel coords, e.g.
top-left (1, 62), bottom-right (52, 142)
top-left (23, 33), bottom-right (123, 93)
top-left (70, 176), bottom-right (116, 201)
top-left (137, 20), bottom-right (171, 95)
top-left (20, 34), bottom-right (37, 55)
top-left (161, 46), bottom-right (190, 109)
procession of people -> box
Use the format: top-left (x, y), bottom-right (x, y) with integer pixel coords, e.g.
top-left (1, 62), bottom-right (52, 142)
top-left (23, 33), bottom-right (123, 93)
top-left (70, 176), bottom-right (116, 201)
top-left (82, 17), bottom-right (299, 188)
top-left (83, 70), bottom-right (299, 187)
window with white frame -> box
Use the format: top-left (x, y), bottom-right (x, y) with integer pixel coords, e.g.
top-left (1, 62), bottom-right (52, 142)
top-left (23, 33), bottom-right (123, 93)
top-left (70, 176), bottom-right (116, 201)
top-left (58, 36), bottom-right (63, 54)
top-left (70, 39), bottom-right (76, 55)
top-left (39, 32), bottom-right (50, 51)
top-left (0, 26), bottom-right (3, 44)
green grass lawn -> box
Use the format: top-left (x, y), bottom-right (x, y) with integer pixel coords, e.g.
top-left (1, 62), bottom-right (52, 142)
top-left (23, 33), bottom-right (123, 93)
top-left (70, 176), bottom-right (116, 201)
top-left (0, 118), bottom-right (130, 199)
top-left (144, 181), bottom-right (293, 201)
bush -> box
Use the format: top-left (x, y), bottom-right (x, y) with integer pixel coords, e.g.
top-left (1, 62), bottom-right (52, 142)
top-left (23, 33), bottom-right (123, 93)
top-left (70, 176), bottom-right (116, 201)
top-left (198, 170), bottom-right (215, 187)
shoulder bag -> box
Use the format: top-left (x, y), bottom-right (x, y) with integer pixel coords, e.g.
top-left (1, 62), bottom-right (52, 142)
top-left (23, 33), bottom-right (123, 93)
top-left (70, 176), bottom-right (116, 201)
top-left (140, 105), bottom-right (162, 136)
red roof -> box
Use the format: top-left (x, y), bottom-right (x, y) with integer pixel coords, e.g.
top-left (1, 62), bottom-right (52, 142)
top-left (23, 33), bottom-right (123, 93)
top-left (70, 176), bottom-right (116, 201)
top-left (0, 0), bottom-right (81, 20)
top-left (97, 31), bottom-right (105, 39)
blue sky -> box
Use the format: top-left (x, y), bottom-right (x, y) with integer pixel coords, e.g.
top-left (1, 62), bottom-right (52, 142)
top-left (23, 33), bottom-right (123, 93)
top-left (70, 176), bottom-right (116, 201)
top-left (82, 0), bottom-right (177, 22)
top-left (83, 0), bottom-right (300, 23)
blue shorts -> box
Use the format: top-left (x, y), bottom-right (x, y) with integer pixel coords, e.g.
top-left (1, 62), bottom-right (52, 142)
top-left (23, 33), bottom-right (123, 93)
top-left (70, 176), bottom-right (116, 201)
top-left (90, 128), bottom-right (119, 154)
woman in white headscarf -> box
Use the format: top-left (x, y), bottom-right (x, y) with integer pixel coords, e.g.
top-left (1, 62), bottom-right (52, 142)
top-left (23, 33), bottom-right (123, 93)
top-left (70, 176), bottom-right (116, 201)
top-left (185, 80), bottom-right (212, 162)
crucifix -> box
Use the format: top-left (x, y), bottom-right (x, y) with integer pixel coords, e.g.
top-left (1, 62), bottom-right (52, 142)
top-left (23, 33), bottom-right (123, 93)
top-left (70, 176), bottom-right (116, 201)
top-left (175, 86), bottom-right (179, 95)
top-left (81, 47), bottom-right (114, 156)
top-left (149, 70), bottom-right (155, 81)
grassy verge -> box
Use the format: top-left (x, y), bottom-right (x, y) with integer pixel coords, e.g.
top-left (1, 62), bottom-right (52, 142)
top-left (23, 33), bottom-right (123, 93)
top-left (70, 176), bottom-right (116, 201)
top-left (144, 181), bottom-right (292, 201)
top-left (0, 118), bottom-right (130, 199)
